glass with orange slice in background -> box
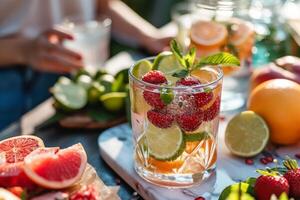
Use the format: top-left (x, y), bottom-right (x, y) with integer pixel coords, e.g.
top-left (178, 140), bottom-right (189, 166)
top-left (187, 0), bottom-right (254, 112)
top-left (129, 40), bottom-right (239, 187)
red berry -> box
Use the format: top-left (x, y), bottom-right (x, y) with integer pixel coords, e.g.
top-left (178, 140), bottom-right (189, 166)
top-left (194, 197), bottom-right (205, 200)
top-left (260, 158), bottom-right (269, 165)
top-left (284, 168), bottom-right (300, 198)
top-left (203, 97), bottom-right (221, 121)
top-left (142, 70), bottom-right (167, 84)
top-left (176, 109), bottom-right (203, 132)
top-left (143, 91), bottom-right (165, 109)
top-left (147, 109), bottom-right (174, 128)
top-left (194, 91), bottom-right (213, 107)
top-left (295, 153), bottom-right (300, 159)
top-left (245, 158), bottom-right (254, 165)
top-left (266, 156), bottom-right (274, 163)
top-left (254, 175), bottom-right (289, 200)
top-left (176, 76), bottom-right (201, 86)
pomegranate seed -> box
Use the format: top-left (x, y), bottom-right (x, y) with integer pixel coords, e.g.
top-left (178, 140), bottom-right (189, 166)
top-left (245, 158), bottom-right (254, 165)
top-left (195, 197), bottom-right (205, 200)
top-left (260, 158), bottom-right (268, 165)
top-left (295, 153), bottom-right (300, 159)
top-left (265, 156), bottom-right (273, 163)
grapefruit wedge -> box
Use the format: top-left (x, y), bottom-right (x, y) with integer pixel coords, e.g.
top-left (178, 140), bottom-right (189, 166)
top-left (0, 135), bottom-right (44, 188)
top-left (24, 143), bottom-right (87, 189)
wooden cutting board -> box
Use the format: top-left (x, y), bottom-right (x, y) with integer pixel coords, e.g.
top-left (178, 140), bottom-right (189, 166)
top-left (98, 121), bottom-right (300, 200)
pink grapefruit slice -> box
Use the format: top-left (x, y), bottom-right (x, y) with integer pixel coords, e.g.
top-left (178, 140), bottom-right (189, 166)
top-left (24, 143), bottom-right (87, 189)
top-left (0, 135), bottom-right (44, 163)
top-left (0, 135), bottom-right (44, 188)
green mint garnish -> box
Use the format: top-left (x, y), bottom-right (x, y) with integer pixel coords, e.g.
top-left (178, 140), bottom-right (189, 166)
top-left (195, 52), bottom-right (240, 68)
top-left (204, 88), bottom-right (212, 93)
top-left (160, 88), bottom-right (174, 105)
top-left (172, 69), bottom-right (189, 78)
top-left (170, 40), bottom-right (240, 79)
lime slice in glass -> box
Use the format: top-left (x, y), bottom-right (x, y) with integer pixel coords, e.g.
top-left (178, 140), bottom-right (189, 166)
top-left (132, 60), bottom-right (152, 79)
top-left (145, 123), bottom-right (185, 161)
top-left (225, 111), bottom-right (269, 157)
top-left (152, 52), bottom-right (185, 84)
top-left (52, 78), bottom-right (87, 110)
top-left (100, 92), bottom-right (127, 112)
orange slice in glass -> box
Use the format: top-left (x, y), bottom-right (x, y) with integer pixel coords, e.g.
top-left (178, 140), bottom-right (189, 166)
top-left (148, 157), bottom-right (184, 173)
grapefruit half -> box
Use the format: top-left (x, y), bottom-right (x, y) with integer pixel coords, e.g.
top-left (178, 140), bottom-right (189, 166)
top-left (0, 135), bottom-right (44, 163)
top-left (24, 143), bottom-right (87, 189)
top-left (0, 135), bottom-right (44, 188)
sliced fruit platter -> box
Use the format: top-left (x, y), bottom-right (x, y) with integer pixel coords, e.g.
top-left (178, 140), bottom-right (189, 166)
top-left (49, 68), bottom-right (129, 129)
top-left (0, 135), bottom-right (119, 199)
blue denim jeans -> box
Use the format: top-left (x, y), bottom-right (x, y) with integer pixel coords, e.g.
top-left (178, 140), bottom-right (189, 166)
top-left (0, 66), bottom-right (58, 130)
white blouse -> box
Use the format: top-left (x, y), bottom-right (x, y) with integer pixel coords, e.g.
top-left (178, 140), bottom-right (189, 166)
top-left (0, 0), bottom-right (95, 37)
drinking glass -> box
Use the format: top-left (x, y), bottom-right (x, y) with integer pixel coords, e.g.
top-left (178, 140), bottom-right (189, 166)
top-left (129, 58), bottom-right (223, 187)
top-left (57, 17), bottom-right (111, 74)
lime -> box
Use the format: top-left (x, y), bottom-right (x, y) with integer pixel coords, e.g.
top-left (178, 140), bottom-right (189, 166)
top-left (100, 92), bottom-right (127, 112)
top-left (76, 74), bottom-right (92, 90)
top-left (115, 68), bottom-right (129, 84)
top-left (72, 68), bottom-right (91, 81)
top-left (145, 123), bottom-right (185, 161)
top-left (219, 182), bottom-right (255, 200)
top-left (88, 82), bottom-right (105, 104)
top-left (93, 69), bottom-right (108, 80)
top-left (52, 78), bottom-right (87, 111)
top-left (132, 59), bottom-right (152, 79)
top-left (225, 111), bottom-right (269, 157)
top-left (152, 52), bottom-right (185, 84)
top-left (98, 74), bottom-right (115, 93)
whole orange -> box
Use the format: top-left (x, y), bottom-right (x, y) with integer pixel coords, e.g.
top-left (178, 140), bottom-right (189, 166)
top-left (248, 79), bottom-right (300, 145)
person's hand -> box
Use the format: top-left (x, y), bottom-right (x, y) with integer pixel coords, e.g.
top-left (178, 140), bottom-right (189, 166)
top-left (22, 29), bottom-right (83, 74)
top-left (142, 31), bottom-right (174, 54)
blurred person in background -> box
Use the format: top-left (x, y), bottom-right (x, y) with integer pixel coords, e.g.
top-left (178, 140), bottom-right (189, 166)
top-left (0, 0), bottom-right (173, 130)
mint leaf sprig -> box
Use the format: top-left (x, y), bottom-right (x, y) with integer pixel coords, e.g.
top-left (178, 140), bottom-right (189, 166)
top-left (170, 40), bottom-right (240, 79)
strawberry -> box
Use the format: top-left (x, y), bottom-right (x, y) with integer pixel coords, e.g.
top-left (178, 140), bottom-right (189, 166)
top-left (142, 71), bottom-right (167, 109)
top-left (176, 109), bottom-right (203, 132)
top-left (176, 77), bottom-right (213, 108)
top-left (203, 96), bottom-right (221, 121)
top-left (176, 76), bottom-right (201, 86)
top-left (254, 172), bottom-right (289, 200)
top-left (194, 91), bottom-right (213, 107)
top-left (142, 70), bottom-right (167, 84)
top-left (143, 91), bottom-right (166, 109)
top-left (147, 109), bottom-right (174, 128)
top-left (283, 159), bottom-right (300, 198)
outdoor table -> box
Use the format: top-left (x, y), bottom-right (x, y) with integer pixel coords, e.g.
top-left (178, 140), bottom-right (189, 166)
top-left (1, 50), bottom-right (298, 200)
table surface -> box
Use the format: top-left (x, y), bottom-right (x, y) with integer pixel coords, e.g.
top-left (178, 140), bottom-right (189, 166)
top-left (0, 50), bottom-right (267, 200)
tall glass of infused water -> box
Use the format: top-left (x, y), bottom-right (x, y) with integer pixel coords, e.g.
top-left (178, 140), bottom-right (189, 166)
top-left (128, 41), bottom-right (237, 187)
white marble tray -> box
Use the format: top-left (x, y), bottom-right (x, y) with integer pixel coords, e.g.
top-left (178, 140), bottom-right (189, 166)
top-left (98, 120), bottom-right (300, 200)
